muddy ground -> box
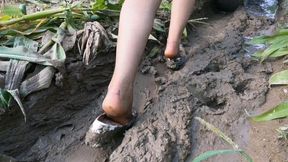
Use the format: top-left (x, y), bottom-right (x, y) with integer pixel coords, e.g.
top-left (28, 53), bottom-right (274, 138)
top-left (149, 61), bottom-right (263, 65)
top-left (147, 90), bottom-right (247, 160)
top-left (1, 1), bottom-right (288, 162)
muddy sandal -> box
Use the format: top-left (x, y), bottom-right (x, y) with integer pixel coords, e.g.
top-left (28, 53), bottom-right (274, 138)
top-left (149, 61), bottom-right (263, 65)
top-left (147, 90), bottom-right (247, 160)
top-left (166, 55), bottom-right (187, 71)
top-left (85, 112), bottom-right (137, 148)
top-left (165, 45), bottom-right (187, 71)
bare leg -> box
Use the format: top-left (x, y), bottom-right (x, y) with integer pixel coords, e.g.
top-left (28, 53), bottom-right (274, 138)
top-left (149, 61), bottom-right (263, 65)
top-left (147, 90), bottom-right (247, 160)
top-left (164, 0), bottom-right (196, 58)
top-left (102, 0), bottom-right (162, 125)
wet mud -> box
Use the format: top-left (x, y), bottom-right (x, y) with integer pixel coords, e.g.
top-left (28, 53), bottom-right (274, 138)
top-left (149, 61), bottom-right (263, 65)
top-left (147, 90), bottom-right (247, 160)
top-left (1, 1), bottom-right (288, 162)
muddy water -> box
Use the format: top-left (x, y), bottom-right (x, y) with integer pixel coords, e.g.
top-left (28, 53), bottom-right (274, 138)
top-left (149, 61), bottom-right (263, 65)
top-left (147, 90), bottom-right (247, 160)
top-left (1, 1), bottom-right (288, 162)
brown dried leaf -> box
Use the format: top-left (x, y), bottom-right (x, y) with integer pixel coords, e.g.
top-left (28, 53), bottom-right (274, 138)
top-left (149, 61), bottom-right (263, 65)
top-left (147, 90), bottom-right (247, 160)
top-left (20, 67), bottom-right (55, 97)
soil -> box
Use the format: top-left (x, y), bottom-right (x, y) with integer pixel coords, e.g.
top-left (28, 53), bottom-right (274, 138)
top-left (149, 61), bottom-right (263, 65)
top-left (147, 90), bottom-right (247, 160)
top-left (1, 1), bottom-right (288, 162)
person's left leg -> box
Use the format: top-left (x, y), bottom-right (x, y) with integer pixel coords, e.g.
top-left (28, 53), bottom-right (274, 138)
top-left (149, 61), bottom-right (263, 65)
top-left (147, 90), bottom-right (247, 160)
top-left (102, 0), bottom-right (162, 125)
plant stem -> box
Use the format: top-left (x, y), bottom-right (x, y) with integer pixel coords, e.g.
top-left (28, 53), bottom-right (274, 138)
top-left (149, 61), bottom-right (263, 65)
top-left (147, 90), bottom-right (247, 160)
top-left (0, 8), bottom-right (68, 26)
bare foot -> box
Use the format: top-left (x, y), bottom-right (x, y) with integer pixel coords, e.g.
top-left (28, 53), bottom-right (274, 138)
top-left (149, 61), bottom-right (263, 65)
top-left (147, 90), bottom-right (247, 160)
top-left (102, 83), bottom-right (133, 125)
top-left (164, 41), bottom-right (180, 59)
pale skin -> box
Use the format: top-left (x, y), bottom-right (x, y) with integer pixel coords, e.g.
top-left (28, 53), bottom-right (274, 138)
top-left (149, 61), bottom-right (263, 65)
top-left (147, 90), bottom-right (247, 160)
top-left (102, 0), bottom-right (196, 125)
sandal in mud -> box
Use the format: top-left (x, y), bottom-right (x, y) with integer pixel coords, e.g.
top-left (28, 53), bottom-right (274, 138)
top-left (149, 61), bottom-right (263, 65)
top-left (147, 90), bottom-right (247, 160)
top-left (165, 45), bottom-right (187, 71)
top-left (166, 55), bottom-right (187, 71)
top-left (85, 112), bottom-right (137, 148)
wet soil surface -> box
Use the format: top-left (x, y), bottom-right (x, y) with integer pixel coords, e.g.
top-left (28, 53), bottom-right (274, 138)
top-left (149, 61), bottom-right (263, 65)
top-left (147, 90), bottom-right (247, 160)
top-left (1, 2), bottom-right (288, 162)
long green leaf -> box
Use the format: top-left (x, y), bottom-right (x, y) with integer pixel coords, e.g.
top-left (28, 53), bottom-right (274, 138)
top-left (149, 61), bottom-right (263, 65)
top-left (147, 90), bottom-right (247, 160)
top-left (269, 48), bottom-right (288, 58)
top-left (92, 0), bottom-right (124, 11)
top-left (194, 117), bottom-right (254, 162)
top-left (260, 41), bottom-right (288, 62)
top-left (0, 8), bottom-right (67, 26)
top-left (269, 70), bottom-right (288, 85)
top-left (250, 28), bottom-right (288, 61)
top-left (0, 46), bottom-right (63, 68)
top-left (249, 29), bottom-right (288, 45)
top-left (248, 36), bottom-right (269, 45)
top-left (192, 149), bottom-right (253, 162)
top-left (252, 101), bottom-right (288, 122)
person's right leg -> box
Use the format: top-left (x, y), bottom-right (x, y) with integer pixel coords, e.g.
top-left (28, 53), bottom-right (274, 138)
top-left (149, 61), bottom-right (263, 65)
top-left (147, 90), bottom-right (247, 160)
top-left (164, 0), bottom-right (196, 59)
top-left (102, 0), bottom-right (162, 125)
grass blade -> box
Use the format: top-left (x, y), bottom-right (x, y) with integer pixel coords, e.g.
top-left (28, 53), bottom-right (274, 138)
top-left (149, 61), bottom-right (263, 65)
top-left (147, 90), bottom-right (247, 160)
top-left (195, 117), bottom-right (239, 149)
top-left (192, 149), bottom-right (253, 162)
top-left (269, 70), bottom-right (288, 85)
top-left (252, 101), bottom-right (288, 122)
top-left (194, 117), bottom-right (253, 162)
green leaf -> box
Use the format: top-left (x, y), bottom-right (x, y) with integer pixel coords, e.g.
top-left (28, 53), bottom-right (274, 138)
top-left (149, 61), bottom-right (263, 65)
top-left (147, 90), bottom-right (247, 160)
top-left (92, 0), bottom-right (108, 11)
top-left (1, 5), bottom-right (24, 17)
top-left (148, 46), bottom-right (161, 58)
top-left (51, 43), bottom-right (66, 61)
top-left (0, 46), bottom-right (64, 68)
top-left (269, 70), bottom-right (288, 85)
top-left (250, 27), bottom-right (288, 61)
top-left (153, 19), bottom-right (166, 33)
top-left (14, 36), bottom-right (39, 52)
top-left (248, 36), bottom-right (268, 45)
top-left (269, 48), bottom-right (288, 58)
top-left (0, 15), bottom-right (11, 21)
top-left (0, 89), bottom-right (12, 110)
top-left (195, 117), bottom-right (239, 149)
top-left (160, 1), bottom-right (172, 11)
top-left (259, 41), bottom-right (288, 62)
top-left (19, 4), bottom-right (27, 15)
top-left (252, 101), bottom-right (288, 122)
top-left (192, 150), bottom-right (253, 162)
top-left (92, 0), bottom-right (124, 11)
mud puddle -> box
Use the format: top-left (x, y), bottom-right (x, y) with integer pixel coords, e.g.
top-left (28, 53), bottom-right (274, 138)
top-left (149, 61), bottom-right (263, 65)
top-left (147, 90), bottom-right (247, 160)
top-left (1, 1), bottom-right (288, 162)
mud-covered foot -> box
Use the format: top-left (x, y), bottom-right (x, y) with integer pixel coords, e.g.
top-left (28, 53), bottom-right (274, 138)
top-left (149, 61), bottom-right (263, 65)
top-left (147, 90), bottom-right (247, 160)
top-left (102, 84), bottom-right (134, 125)
top-left (85, 83), bottom-right (136, 147)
